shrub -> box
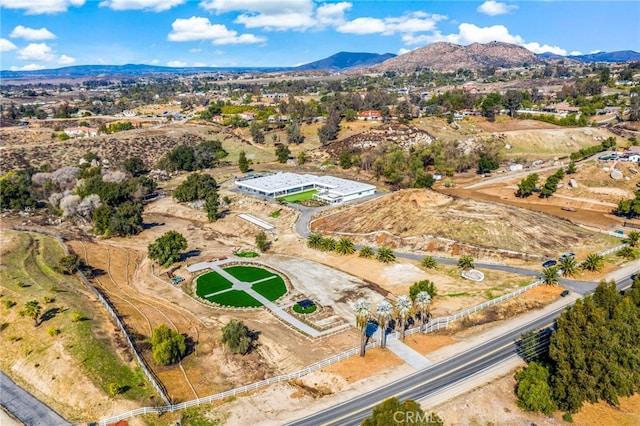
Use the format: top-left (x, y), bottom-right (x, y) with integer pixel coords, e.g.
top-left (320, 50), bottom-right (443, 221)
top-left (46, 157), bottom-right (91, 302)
top-left (47, 327), bottom-right (61, 337)
top-left (3, 300), bottom-right (16, 309)
top-left (71, 311), bottom-right (87, 322)
top-left (151, 324), bottom-right (186, 366)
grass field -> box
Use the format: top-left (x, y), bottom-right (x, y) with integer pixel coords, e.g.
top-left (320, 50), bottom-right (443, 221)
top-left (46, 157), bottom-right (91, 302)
top-left (195, 271), bottom-right (234, 297)
top-left (293, 304), bottom-right (317, 314)
top-left (278, 189), bottom-right (318, 203)
top-left (224, 265), bottom-right (276, 282)
top-left (236, 251), bottom-right (259, 258)
top-left (207, 290), bottom-right (262, 307)
top-left (252, 277), bottom-right (287, 301)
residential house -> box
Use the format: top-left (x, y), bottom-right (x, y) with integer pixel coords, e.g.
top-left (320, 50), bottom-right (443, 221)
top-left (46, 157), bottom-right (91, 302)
top-left (239, 112), bottom-right (256, 121)
top-left (357, 110), bottom-right (382, 121)
top-left (64, 126), bottom-right (98, 138)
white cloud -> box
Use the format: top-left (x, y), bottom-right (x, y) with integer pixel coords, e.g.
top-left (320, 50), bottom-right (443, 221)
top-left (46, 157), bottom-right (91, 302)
top-left (99, 0), bottom-right (185, 12)
top-left (58, 54), bottom-right (75, 64)
top-left (192, 62), bottom-right (208, 67)
top-left (315, 2), bottom-right (350, 26)
top-left (397, 47), bottom-right (412, 55)
top-left (570, 51), bottom-right (582, 56)
top-left (149, 59), bottom-right (160, 64)
top-left (0, 38), bottom-right (18, 52)
top-left (590, 49), bottom-right (602, 54)
top-left (10, 63), bottom-right (46, 71)
top-left (17, 43), bottom-right (56, 61)
top-left (167, 60), bottom-right (187, 67)
top-left (338, 12), bottom-right (446, 36)
top-left (337, 17), bottom-right (386, 35)
top-left (168, 16), bottom-right (266, 44)
top-left (522, 42), bottom-right (567, 56)
top-left (10, 25), bottom-right (56, 40)
top-left (201, 0), bottom-right (312, 14)
top-left (0, 0), bottom-right (85, 14)
top-left (477, 1), bottom-right (517, 16)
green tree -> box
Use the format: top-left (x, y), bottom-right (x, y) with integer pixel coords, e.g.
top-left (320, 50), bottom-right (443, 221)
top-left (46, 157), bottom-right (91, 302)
top-left (481, 92), bottom-right (503, 122)
top-left (581, 253), bottom-right (604, 272)
top-left (121, 157), bottom-right (146, 177)
top-left (255, 231), bottom-right (269, 252)
top-left (414, 291), bottom-right (432, 333)
top-left (362, 397), bottom-right (443, 426)
top-left (540, 266), bottom-right (560, 285)
top-left (286, 120), bottom-right (304, 144)
top-left (221, 319), bottom-right (254, 355)
top-left (375, 300), bottom-right (393, 349)
top-left (173, 173), bottom-right (218, 203)
top-left (20, 300), bottom-right (42, 327)
top-left (420, 256), bottom-right (437, 269)
top-left (395, 296), bottom-right (412, 341)
top-left (297, 151), bottom-right (307, 165)
top-left (307, 233), bottom-right (323, 249)
top-left (204, 192), bottom-right (219, 222)
top-left (623, 230), bottom-right (640, 248)
top-left (503, 89), bottom-right (522, 117)
top-left (359, 246), bottom-right (375, 258)
top-left (457, 255), bottom-right (474, 271)
top-left (354, 298), bottom-right (371, 357)
top-left (0, 171), bottom-right (37, 211)
top-left (339, 151), bottom-right (353, 169)
top-left (477, 152), bottom-right (499, 174)
top-left (558, 256), bottom-right (578, 277)
top-left (409, 280), bottom-right (437, 301)
top-left (58, 254), bottom-right (81, 274)
top-left (616, 246), bottom-right (637, 260)
top-left (516, 173), bottom-right (539, 198)
top-left (151, 324), bottom-right (186, 366)
top-left (238, 151), bottom-right (249, 173)
top-left (275, 144), bottom-right (291, 163)
top-left (566, 161), bottom-right (577, 174)
top-left (335, 237), bottom-right (356, 255)
top-left (376, 247), bottom-right (395, 263)
top-left (515, 362), bottom-right (558, 414)
top-left (147, 231), bottom-right (188, 267)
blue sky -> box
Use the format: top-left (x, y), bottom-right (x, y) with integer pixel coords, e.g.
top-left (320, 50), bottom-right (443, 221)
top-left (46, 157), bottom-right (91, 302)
top-left (1, 1), bottom-right (639, 71)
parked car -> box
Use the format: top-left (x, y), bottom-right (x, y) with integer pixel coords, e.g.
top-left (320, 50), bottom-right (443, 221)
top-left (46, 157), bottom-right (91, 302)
top-left (559, 252), bottom-right (576, 261)
top-left (561, 290), bottom-right (570, 297)
top-left (542, 259), bottom-right (557, 268)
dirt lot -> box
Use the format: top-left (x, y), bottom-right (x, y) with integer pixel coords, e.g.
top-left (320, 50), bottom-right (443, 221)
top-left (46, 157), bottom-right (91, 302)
top-left (311, 188), bottom-right (617, 260)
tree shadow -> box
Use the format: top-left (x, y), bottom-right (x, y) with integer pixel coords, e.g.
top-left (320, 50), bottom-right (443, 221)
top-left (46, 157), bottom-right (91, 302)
top-left (40, 307), bottom-right (60, 323)
top-left (180, 250), bottom-right (201, 261)
top-left (142, 221), bottom-right (164, 230)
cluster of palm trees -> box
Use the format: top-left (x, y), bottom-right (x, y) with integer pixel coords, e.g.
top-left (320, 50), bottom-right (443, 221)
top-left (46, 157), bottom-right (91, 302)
top-left (354, 291), bottom-right (432, 357)
top-left (540, 252), bottom-right (607, 285)
top-left (307, 233), bottom-right (396, 263)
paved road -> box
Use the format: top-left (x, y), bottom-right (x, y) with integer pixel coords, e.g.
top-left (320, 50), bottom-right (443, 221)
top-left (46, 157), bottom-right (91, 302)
top-left (1, 371), bottom-right (71, 426)
top-left (287, 275), bottom-right (634, 426)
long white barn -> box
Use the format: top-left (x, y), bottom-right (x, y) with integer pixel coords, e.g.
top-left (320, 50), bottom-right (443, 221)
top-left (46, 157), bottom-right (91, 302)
top-left (235, 172), bottom-right (376, 205)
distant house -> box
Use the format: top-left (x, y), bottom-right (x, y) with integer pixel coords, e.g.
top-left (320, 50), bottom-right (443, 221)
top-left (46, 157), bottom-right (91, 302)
top-left (64, 126), bottom-right (98, 138)
top-left (357, 110), bottom-right (382, 121)
top-left (268, 115), bottom-right (291, 123)
top-left (263, 93), bottom-right (288, 99)
top-left (212, 115), bottom-right (223, 123)
top-left (239, 112), bottom-right (256, 121)
top-left (627, 146), bottom-right (640, 155)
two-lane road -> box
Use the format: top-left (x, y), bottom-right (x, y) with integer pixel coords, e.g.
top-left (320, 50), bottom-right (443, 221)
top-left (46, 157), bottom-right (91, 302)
top-left (288, 275), bottom-right (634, 426)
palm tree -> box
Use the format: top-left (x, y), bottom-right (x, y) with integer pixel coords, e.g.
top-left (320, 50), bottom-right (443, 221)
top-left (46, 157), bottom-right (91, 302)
top-left (457, 255), bottom-right (475, 271)
top-left (420, 256), bottom-right (437, 269)
top-left (395, 296), bottom-right (412, 341)
top-left (375, 301), bottom-right (393, 349)
top-left (335, 237), bottom-right (356, 255)
top-left (20, 300), bottom-right (42, 327)
top-left (623, 231), bottom-right (640, 248)
top-left (359, 246), bottom-right (375, 258)
top-left (307, 233), bottom-right (322, 249)
top-left (354, 299), bottom-right (371, 357)
top-left (414, 291), bottom-right (431, 333)
top-left (376, 247), bottom-right (396, 263)
top-left (319, 237), bottom-right (337, 252)
top-left (581, 253), bottom-right (604, 272)
top-left (558, 256), bottom-right (578, 277)
top-left (540, 266), bottom-right (559, 286)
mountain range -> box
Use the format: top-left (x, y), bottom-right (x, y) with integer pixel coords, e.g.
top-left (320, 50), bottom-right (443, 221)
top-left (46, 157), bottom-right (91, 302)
top-left (1, 43), bottom-right (638, 80)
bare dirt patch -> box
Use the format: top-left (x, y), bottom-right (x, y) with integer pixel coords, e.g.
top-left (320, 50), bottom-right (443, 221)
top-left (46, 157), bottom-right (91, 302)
top-left (322, 347), bottom-right (404, 383)
top-left (311, 188), bottom-right (615, 259)
top-left (403, 334), bottom-right (458, 356)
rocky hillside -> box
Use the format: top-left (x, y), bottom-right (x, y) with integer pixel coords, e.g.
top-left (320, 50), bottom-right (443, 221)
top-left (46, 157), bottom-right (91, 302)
top-left (370, 41), bottom-right (541, 72)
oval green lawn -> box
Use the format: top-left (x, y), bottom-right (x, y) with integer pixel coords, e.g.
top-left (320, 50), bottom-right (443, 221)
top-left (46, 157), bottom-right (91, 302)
top-left (252, 276), bottom-right (286, 301)
top-left (209, 290), bottom-right (263, 307)
top-left (196, 271), bottom-right (234, 297)
top-left (223, 265), bottom-right (276, 282)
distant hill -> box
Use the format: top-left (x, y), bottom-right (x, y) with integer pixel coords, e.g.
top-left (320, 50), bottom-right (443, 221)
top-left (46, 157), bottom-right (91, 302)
top-left (567, 50), bottom-right (640, 63)
top-left (0, 63), bottom-right (293, 80)
top-left (295, 52), bottom-right (396, 71)
top-left (369, 42), bottom-right (541, 73)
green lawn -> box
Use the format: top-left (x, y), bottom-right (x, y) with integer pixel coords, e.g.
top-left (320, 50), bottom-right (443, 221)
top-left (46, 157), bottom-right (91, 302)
top-left (224, 265), bottom-right (276, 282)
top-left (293, 304), bottom-right (317, 314)
top-left (236, 251), bottom-right (259, 258)
top-left (207, 290), bottom-right (263, 307)
top-left (278, 189), bottom-right (318, 203)
top-left (252, 277), bottom-right (287, 301)
top-left (196, 271), bottom-right (234, 297)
